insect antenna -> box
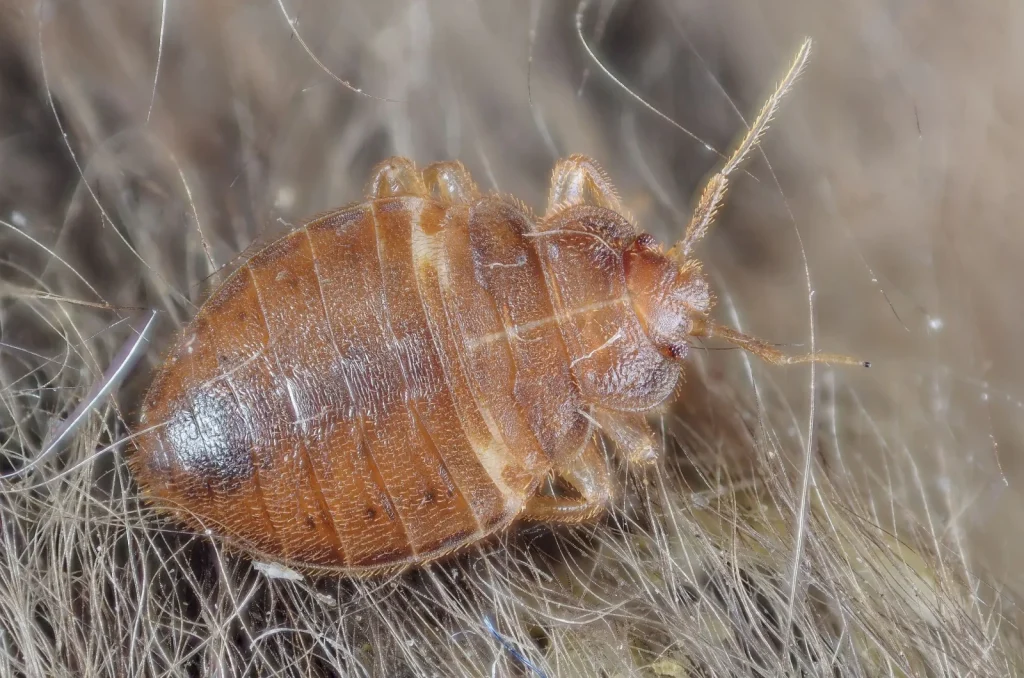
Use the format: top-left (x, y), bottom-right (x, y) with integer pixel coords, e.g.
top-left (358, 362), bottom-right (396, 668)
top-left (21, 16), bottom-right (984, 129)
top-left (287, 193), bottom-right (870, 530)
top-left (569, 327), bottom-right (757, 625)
top-left (671, 38), bottom-right (813, 260)
top-left (699, 321), bottom-right (869, 368)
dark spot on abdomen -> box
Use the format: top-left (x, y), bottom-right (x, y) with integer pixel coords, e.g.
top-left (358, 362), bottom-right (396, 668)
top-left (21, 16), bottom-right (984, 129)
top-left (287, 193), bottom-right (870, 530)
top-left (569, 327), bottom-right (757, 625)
top-left (162, 386), bottom-right (255, 489)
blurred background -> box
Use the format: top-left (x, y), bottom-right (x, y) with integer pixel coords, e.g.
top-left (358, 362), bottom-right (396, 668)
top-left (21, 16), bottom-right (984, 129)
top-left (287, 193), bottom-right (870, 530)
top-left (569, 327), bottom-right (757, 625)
top-left (1, 0), bottom-right (1022, 675)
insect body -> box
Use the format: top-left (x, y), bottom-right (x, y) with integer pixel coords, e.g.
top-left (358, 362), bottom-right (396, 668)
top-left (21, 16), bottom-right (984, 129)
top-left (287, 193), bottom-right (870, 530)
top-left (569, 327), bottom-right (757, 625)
top-left (132, 42), bottom-right (862, 575)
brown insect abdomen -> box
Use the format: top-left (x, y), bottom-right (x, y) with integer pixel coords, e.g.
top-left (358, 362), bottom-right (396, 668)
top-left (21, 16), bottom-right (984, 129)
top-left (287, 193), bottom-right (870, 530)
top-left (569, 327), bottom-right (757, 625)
top-left (134, 195), bottom-right (583, 572)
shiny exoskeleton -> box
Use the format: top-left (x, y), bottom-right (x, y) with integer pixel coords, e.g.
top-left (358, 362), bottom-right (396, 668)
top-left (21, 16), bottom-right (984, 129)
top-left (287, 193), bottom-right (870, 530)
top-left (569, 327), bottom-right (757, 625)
top-left (132, 43), bottom-right (863, 575)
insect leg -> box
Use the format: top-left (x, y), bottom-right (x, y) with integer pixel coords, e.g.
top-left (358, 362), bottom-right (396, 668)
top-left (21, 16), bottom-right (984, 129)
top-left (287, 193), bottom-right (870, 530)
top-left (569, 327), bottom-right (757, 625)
top-left (672, 39), bottom-right (812, 259)
top-left (421, 160), bottom-right (480, 204)
top-left (544, 154), bottom-right (625, 216)
top-left (519, 436), bottom-right (612, 524)
top-left (366, 156), bottom-right (429, 198)
top-left (593, 409), bottom-right (659, 465)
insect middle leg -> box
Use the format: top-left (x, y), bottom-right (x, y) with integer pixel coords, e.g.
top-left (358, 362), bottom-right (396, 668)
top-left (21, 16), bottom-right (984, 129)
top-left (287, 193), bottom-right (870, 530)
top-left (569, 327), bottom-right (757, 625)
top-left (520, 437), bottom-right (613, 524)
top-left (367, 156), bottom-right (429, 198)
top-left (421, 160), bottom-right (480, 204)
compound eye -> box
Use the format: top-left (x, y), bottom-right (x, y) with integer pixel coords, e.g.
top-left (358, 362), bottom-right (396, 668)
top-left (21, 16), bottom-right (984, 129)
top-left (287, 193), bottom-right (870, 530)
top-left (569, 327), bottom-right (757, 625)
top-left (631, 233), bottom-right (659, 251)
top-left (665, 342), bottom-right (688, 360)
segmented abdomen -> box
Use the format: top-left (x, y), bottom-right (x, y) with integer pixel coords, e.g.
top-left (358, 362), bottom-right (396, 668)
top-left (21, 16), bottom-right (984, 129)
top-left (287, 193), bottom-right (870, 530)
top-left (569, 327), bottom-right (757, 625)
top-left (133, 195), bottom-right (587, 572)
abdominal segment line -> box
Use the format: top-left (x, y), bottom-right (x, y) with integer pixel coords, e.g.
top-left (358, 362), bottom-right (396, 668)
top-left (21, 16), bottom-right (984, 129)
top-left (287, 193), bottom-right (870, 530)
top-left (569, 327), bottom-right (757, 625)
top-left (464, 297), bottom-right (629, 351)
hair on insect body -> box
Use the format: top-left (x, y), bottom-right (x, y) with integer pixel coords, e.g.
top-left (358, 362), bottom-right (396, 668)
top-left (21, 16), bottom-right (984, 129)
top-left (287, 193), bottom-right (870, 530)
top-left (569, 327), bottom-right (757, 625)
top-left (130, 38), bottom-right (866, 576)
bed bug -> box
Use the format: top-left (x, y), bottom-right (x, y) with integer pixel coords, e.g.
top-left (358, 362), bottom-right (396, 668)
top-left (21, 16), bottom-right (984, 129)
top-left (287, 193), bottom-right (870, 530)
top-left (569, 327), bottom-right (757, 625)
top-left (131, 40), bottom-right (864, 575)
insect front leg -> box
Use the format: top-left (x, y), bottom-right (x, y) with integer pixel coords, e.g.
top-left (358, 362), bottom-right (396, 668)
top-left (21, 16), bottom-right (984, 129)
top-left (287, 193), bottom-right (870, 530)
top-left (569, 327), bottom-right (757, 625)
top-left (520, 437), bottom-right (612, 524)
top-left (367, 156), bottom-right (429, 198)
top-left (421, 160), bottom-right (480, 204)
top-left (545, 154), bottom-right (626, 216)
top-left (593, 410), bottom-right (659, 465)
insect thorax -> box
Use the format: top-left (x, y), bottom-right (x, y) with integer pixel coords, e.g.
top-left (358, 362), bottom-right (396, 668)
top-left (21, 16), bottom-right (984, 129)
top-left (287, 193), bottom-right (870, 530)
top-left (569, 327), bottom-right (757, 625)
top-left (534, 204), bottom-right (685, 412)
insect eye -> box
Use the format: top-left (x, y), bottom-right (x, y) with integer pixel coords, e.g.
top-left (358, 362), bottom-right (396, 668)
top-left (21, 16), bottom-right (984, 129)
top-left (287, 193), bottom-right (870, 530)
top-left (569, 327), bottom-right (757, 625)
top-left (666, 342), bottom-right (688, 360)
top-left (631, 233), bottom-right (659, 251)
